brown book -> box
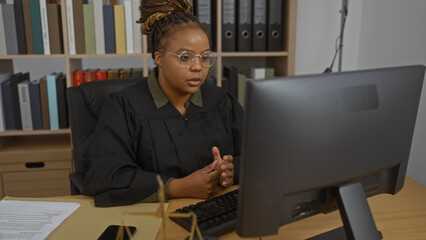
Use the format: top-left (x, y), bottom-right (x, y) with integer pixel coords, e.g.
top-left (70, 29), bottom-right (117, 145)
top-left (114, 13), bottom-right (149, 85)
top-left (39, 77), bottom-right (50, 129)
top-left (73, 0), bottom-right (86, 54)
top-left (47, 3), bottom-right (63, 54)
top-left (119, 69), bottom-right (131, 79)
top-left (22, 0), bottom-right (34, 54)
top-left (107, 69), bottom-right (119, 79)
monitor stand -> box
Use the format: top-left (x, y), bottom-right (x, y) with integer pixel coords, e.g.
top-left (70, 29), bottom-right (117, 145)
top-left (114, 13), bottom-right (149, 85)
top-left (307, 182), bottom-right (383, 240)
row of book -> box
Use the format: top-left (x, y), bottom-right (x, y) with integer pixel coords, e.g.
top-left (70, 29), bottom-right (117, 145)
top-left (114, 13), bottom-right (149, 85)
top-left (222, 66), bottom-right (275, 107)
top-left (191, 0), bottom-right (284, 52)
top-left (66, 0), bottom-right (142, 55)
top-left (0, 0), bottom-right (63, 55)
top-left (0, 72), bottom-right (68, 132)
top-left (72, 68), bottom-right (144, 86)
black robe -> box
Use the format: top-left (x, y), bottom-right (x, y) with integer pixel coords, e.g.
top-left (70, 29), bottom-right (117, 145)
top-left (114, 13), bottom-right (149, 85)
top-left (82, 78), bottom-right (244, 206)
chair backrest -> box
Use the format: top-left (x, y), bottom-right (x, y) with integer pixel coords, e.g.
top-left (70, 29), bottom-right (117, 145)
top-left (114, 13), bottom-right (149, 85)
top-left (66, 78), bottom-right (144, 174)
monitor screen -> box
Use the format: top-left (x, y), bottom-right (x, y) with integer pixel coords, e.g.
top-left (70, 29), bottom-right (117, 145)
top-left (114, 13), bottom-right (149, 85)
top-left (236, 65), bottom-right (425, 238)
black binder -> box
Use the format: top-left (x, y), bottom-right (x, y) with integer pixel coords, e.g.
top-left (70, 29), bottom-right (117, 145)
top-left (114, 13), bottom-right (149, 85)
top-left (237, 0), bottom-right (252, 52)
top-left (267, 0), bottom-right (283, 51)
top-left (222, 0), bottom-right (236, 52)
top-left (1, 72), bottom-right (29, 130)
top-left (252, 0), bottom-right (267, 51)
top-left (194, 0), bottom-right (215, 50)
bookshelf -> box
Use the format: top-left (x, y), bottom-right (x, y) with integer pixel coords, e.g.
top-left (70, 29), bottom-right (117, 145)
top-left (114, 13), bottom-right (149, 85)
top-left (0, 0), bottom-right (297, 198)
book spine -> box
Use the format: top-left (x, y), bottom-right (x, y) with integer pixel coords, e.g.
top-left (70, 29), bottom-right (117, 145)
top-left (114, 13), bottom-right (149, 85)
top-left (73, 0), bottom-right (86, 54)
top-left (114, 5), bottom-right (126, 54)
top-left (47, 3), bottom-right (63, 54)
top-left (83, 4), bottom-right (96, 54)
top-left (28, 81), bottom-right (43, 130)
top-left (46, 74), bottom-right (59, 130)
top-left (131, 0), bottom-right (141, 53)
top-left (124, 0), bottom-right (134, 54)
top-left (14, 0), bottom-right (28, 54)
top-left (39, 0), bottom-right (50, 55)
top-left (39, 78), bottom-right (50, 129)
top-left (22, 0), bottom-right (34, 54)
top-left (93, 0), bottom-right (105, 54)
top-left (2, 4), bottom-right (19, 55)
top-left (56, 76), bottom-right (68, 129)
top-left (18, 81), bottom-right (33, 130)
top-left (29, 0), bottom-right (44, 54)
top-left (0, 4), bottom-right (7, 55)
top-left (1, 81), bottom-right (15, 129)
top-left (0, 73), bottom-right (11, 131)
top-left (65, 0), bottom-right (76, 54)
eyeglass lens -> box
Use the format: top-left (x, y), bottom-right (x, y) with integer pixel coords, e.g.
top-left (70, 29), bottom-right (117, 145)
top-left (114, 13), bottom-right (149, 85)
top-left (179, 51), bottom-right (216, 67)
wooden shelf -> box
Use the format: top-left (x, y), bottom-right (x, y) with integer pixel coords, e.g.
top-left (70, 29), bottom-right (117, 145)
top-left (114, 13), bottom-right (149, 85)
top-left (0, 129), bottom-right (71, 137)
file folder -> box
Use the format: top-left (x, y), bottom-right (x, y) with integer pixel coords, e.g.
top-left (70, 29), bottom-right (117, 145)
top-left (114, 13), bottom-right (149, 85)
top-left (194, 0), bottom-right (215, 49)
top-left (252, 0), bottom-right (267, 51)
top-left (267, 0), bottom-right (283, 51)
top-left (222, 0), bottom-right (236, 52)
top-left (237, 0), bottom-right (252, 52)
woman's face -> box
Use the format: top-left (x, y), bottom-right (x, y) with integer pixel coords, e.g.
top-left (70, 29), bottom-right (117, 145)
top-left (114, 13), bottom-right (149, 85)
top-left (155, 26), bottom-right (211, 98)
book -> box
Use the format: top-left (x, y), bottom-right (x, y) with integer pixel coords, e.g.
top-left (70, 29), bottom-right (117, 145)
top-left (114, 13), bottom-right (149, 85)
top-left (2, 4), bottom-right (19, 55)
top-left (119, 69), bottom-right (132, 79)
top-left (29, 0), bottom-right (44, 54)
top-left (47, 3), bottom-right (63, 54)
top-left (73, 0), bottom-right (86, 54)
top-left (0, 72), bottom-right (11, 131)
top-left (39, 76), bottom-right (50, 129)
top-left (114, 4), bottom-right (126, 54)
top-left (131, 0), bottom-right (141, 53)
top-left (107, 69), bottom-right (119, 79)
top-left (65, 0), bottom-right (76, 54)
top-left (39, 0), bottom-right (50, 55)
top-left (83, 3), bottom-right (96, 54)
top-left (95, 69), bottom-right (107, 80)
top-left (55, 75), bottom-right (68, 129)
top-left (22, 0), bottom-right (34, 54)
top-left (28, 79), bottom-right (43, 130)
top-left (14, 0), bottom-right (28, 54)
top-left (46, 73), bottom-right (60, 130)
top-left (237, 73), bottom-right (246, 107)
top-left (1, 72), bottom-right (29, 130)
top-left (103, 4), bottom-right (115, 54)
top-left (83, 69), bottom-right (96, 82)
top-left (93, 0), bottom-right (105, 54)
top-left (18, 80), bottom-right (33, 130)
top-left (72, 70), bottom-right (84, 86)
top-left (131, 68), bottom-right (143, 78)
top-left (0, 4), bottom-right (7, 55)
top-left (124, 0), bottom-right (134, 54)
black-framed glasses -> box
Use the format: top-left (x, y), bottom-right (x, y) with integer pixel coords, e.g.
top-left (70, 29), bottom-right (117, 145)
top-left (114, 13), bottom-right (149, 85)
top-left (158, 50), bottom-right (217, 68)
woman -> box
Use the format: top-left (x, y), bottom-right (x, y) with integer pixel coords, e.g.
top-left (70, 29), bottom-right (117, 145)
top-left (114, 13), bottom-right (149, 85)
top-left (83, 0), bottom-right (244, 207)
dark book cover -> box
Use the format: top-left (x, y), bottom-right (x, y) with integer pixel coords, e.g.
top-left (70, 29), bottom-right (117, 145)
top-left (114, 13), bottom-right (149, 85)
top-left (1, 72), bottom-right (27, 130)
top-left (28, 79), bottom-right (43, 130)
top-left (29, 0), bottom-right (44, 54)
top-left (22, 0), bottom-right (34, 54)
top-left (103, 4), bottom-right (116, 54)
top-left (14, 0), bottom-right (27, 54)
top-left (55, 74), bottom-right (68, 129)
top-left (39, 77), bottom-right (50, 129)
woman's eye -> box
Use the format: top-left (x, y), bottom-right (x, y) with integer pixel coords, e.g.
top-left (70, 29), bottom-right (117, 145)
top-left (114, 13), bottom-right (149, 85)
top-left (201, 56), bottom-right (210, 61)
top-left (180, 55), bottom-right (192, 62)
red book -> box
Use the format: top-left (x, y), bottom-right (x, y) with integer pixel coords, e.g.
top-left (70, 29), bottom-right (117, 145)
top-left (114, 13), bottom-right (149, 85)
top-left (95, 69), bottom-right (108, 81)
top-left (73, 70), bottom-right (84, 86)
top-left (84, 69), bottom-right (96, 83)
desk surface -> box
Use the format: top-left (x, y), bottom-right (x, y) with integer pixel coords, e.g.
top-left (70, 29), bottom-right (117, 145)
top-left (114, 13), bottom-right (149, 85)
top-left (7, 177), bottom-right (425, 240)
top-left (160, 177), bottom-right (426, 240)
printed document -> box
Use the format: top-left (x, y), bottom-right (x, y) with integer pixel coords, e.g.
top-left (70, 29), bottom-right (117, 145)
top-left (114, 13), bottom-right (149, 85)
top-left (0, 200), bottom-right (80, 240)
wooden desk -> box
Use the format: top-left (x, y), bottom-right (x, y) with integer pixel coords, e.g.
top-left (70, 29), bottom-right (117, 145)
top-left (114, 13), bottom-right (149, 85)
top-left (160, 177), bottom-right (426, 240)
top-left (8, 177), bottom-right (424, 239)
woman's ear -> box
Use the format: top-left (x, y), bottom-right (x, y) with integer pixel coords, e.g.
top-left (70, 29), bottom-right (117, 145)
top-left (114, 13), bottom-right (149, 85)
top-left (154, 51), bottom-right (162, 66)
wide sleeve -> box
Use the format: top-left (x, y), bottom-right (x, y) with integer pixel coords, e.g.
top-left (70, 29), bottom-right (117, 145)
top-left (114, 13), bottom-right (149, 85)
top-left (225, 93), bottom-right (245, 184)
top-left (82, 93), bottom-right (171, 206)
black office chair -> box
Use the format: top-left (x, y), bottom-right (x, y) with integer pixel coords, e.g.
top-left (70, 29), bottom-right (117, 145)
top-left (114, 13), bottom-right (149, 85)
top-left (66, 78), bottom-right (145, 194)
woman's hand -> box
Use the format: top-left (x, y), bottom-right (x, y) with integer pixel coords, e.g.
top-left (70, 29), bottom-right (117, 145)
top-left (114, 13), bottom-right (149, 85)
top-left (167, 160), bottom-right (221, 199)
top-left (212, 146), bottom-right (234, 187)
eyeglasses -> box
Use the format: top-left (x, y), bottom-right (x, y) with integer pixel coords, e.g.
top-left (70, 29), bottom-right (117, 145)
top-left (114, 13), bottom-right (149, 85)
top-left (158, 50), bottom-right (216, 68)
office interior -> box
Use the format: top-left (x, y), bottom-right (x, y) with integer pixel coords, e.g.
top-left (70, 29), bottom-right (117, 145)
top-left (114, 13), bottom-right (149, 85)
top-left (3, 0), bottom-right (426, 239)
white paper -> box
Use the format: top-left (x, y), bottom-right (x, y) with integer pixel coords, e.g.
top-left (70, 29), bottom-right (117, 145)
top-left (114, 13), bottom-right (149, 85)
top-left (0, 200), bottom-right (80, 240)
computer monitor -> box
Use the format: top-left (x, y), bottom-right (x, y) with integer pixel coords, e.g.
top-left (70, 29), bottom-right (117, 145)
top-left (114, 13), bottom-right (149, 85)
top-left (236, 65), bottom-right (425, 239)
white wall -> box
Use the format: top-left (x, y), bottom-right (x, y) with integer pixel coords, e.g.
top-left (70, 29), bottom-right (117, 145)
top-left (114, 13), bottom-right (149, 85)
top-left (295, 0), bottom-right (426, 185)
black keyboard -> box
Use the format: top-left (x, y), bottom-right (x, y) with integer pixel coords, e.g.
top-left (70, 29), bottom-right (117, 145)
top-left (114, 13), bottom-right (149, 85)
top-left (170, 189), bottom-right (239, 236)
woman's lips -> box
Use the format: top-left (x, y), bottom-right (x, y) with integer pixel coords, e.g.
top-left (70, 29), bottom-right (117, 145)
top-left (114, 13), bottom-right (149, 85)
top-left (187, 78), bottom-right (202, 86)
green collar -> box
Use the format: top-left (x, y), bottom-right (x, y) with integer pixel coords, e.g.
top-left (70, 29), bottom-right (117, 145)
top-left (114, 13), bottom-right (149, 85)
top-left (148, 70), bottom-right (203, 109)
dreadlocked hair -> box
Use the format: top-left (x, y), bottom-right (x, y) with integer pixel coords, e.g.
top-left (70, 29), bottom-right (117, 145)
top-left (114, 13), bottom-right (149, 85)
top-left (138, 0), bottom-right (208, 59)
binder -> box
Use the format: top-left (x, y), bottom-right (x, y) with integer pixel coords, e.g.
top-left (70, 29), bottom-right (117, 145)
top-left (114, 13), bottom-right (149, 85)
top-left (1, 73), bottom-right (28, 130)
top-left (237, 0), bottom-right (252, 52)
top-left (222, 0), bottom-right (236, 52)
top-left (14, 0), bottom-right (28, 54)
top-left (252, 0), bottom-right (267, 51)
top-left (28, 79), bottom-right (43, 130)
top-left (267, 0), bottom-right (283, 51)
top-left (103, 4), bottom-right (116, 54)
top-left (194, 0), bottom-right (214, 50)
